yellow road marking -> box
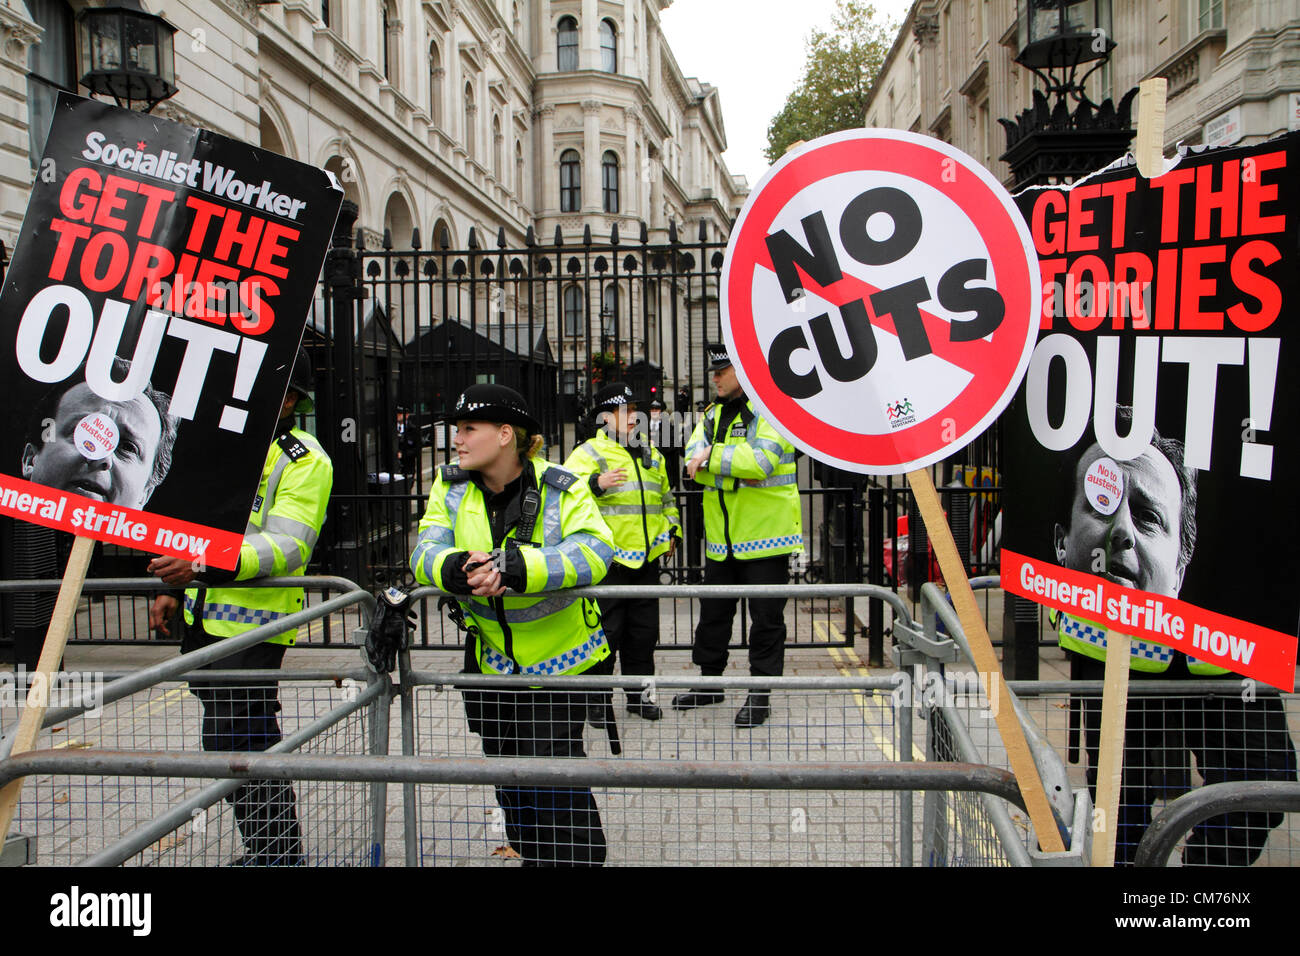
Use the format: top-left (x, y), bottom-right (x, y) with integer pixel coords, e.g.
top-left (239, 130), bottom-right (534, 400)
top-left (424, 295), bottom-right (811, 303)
top-left (821, 622), bottom-right (924, 761)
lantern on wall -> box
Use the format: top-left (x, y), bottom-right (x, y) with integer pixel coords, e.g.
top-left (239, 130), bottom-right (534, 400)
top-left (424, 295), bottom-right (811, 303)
top-left (77, 1), bottom-right (178, 113)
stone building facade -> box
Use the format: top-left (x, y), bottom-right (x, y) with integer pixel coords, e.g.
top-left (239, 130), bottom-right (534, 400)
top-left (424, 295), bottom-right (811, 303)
top-left (864, 0), bottom-right (1300, 188)
top-left (0, 0), bottom-right (747, 402)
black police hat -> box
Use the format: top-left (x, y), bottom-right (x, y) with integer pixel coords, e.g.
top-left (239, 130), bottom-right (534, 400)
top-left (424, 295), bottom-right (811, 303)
top-left (451, 384), bottom-right (541, 433)
top-left (706, 344), bottom-right (732, 370)
top-left (590, 381), bottom-right (636, 418)
top-left (287, 347), bottom-right (315, 413)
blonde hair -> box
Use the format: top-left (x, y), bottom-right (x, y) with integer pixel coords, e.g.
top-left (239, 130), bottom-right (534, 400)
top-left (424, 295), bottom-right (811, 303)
top-left (513, 427), bottom-right (544, 460)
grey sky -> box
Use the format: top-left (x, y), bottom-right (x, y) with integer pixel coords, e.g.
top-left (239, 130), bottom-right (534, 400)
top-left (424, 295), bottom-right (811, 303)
top-left (659, 0), bottom-right (913, 188)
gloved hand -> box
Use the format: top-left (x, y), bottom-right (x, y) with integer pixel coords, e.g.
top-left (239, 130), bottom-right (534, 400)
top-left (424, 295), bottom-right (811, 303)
top-left (365, 586), bottom-right (416, 673)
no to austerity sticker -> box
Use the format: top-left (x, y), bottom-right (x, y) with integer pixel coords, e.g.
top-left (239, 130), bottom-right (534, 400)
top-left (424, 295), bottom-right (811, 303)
top-left (721, 128), bottom-right (1041, 474)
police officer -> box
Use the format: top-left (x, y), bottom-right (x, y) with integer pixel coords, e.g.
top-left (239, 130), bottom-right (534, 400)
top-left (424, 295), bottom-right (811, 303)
top-left (410, 384), bottom-right (616, 866)
top-left (148, 347), bottom-right (333, 866)
top-left (565, 382), bottom-right (680, 720)
top-left (673, 345), bottom-right (802, 727)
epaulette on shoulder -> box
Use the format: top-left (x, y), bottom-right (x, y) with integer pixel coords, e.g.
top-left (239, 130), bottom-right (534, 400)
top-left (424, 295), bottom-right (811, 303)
top-left (276, 430), bottom-right (311, 462)
top-left (540, 465), bottom-right (579, 492)
top-left (440, 464), bottom-right (471, 482)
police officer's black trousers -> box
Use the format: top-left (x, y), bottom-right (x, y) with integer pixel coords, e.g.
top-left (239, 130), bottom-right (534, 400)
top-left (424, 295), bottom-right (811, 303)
top-left (463, 686), bottom-right (606, 866)
top-left (588, 560), bottom-right (659, 682)
top-left (1073, 654), bottom-right (1297, 865)
top-left (692, 554), bottom-right (789, 678)
top-left (182, 622), bottom-right (305, 866)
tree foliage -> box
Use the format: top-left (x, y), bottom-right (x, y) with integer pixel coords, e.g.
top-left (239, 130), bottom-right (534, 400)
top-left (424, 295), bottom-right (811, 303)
top-left (765, 1), bottom-right (897, 165)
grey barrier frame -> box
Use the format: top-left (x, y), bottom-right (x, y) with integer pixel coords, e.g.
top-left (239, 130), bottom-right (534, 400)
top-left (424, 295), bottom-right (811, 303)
top-left (2, 577), bottom-right (1084, 866)
top-left (1135, 781), bottom-right (1300, 867)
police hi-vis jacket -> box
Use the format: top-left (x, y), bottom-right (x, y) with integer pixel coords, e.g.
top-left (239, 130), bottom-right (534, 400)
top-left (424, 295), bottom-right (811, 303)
top-left (411, 459), bottom-right (616, 676)
top-left (1058, 611), bottom-right (1229, 676)
top-left (184, 426), bottom-right (333, 646)
top-left (564, 429), bottom-right (680, 569)
top-left (686, 398), bottom-right (802, 561)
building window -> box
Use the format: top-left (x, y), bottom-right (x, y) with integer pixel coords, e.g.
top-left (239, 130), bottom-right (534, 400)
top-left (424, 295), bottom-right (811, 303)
top-left (557, 16), bottom-right (578, 71)
top-left (321, 0), bottom-right (331, 27)
top-left (560, 149), bottom-right (581, 211)
top-left (601, 285), bottom-right (619, 337)
top-left (602, 151), bottom-right (619, 213)
top-left (26, 0), bottom-right (76, 168)
top-left (492, 114), bottom-right (503, 180)
top-left (428, 41), bottom-right (442, 125)
top-left (515, 140), bottom-right (525, 199)
top-left (600, 19), bottom-right (618, 73)
top-left (1197, 0), bottom-right (1224, 30)
top-left (563, 284), bottom-right (584, 337)
top-left (464, 82), bottom-right (476, 156)
top-left (382, 1), bottom-right (397, 82)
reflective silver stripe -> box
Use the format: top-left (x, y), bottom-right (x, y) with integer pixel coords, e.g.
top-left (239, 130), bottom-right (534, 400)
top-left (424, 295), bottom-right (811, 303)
top-left (699, 474), bottom-right (731, 489)
top-left (752, 437), bottom-right (784, 458)
top-left (542, 487), bottom-right (563, 546)
top-left (249, 531), bottom-right (305, 573)
top-left (445, 480), bottom-right (470, 528)
top-left (557, 532), bottom-right (613, 585)
top-left (600, 503), bottom-right (663, 516)
top-left (420, 525), bottom-right (455, 546)
top-left (579, 443), bottom-right (608, 473)
top-left (412, 525), bottom-right (456, 582)
top-left (719, 445), bottom-right (736, 473)
top-left (744, 473), bottom-right (798, 488)
top-left (264, 453), bottom-right (293, 514)
top-left (780, 452), bottom-right (797, 464)
top-left (467, 594), bottom-right (578, 625)
top-left (542, 550), bottom-right (567, 588)
top-left (605, 481), bottom-right (657, 495)
top-left (264, 515), bottom-right (319, 549)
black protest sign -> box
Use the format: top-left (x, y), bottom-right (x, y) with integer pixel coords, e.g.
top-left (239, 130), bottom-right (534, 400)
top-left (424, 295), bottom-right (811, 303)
top-left (1001, 132), bottom-right (1297, 689)
top-left (0, 93), bottom-right (343, 570)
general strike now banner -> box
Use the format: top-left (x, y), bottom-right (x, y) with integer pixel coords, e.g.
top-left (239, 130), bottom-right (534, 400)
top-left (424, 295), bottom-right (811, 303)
top-left (1001, 132), bottom-right (1299, 689)
top-left (0, 93), bottom-right (343, 569)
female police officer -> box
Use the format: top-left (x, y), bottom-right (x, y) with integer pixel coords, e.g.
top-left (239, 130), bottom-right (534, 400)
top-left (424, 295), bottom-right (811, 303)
top-left (410, 384), bottom-right (616, 866)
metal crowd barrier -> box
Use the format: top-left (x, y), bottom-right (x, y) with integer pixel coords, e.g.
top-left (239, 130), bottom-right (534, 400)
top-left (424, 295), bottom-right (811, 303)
top-left (2, 578), bottom-right (1106, 866)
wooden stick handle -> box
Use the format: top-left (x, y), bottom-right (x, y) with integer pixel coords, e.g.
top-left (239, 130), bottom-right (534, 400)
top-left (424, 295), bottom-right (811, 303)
top-left (907, 470), bottom-right (1066, 853)
top-left (0, 535), bottom-right (96, 843)
top-left (1091, 630), bottom-right (1131, 866)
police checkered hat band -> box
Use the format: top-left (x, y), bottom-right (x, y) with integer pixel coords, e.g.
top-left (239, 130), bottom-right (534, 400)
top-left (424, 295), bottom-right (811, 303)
top-left (451, 384), bottom-right (541, 433)
top-left (591, 382), bottom-right (635, 415)
top-left (707, 344), bottom-right (731, 370)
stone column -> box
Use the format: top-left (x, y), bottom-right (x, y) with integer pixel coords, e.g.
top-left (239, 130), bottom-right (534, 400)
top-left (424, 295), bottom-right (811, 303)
top-left (446, 21), bottom-right (462, 144)
top-left (913, 13), bottom-right (940, 133)
top-left (623, 107), bottom-right (638, 217)
top-left (582, 0), bottom-right (598, 70)
top-left (537, 105), bottom-right (556, 213)
top-left (583, 99), bottom-right (602, 212)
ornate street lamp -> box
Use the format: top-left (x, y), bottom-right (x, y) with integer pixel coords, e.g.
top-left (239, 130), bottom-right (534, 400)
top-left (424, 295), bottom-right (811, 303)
top-left (999, 0), bottom-right (1135, 189)
top-left (77, 1), bottom-right (178, 113)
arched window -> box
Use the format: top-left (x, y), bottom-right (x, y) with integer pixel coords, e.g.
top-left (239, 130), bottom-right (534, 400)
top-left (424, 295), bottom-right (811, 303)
top-left (559, 149), bottom-right (581, 212)
top-left (599, 19), bottom-right (617, 73)
top-left (492, 114), bottom-right (503, 180)
top-left (601, 151), bottom-right (619, 214)
top-left (601, 285), bottom-right (619, 336)
top-left (463, 82), bottom-right (476, 156)
top-left (563, 285), bottom-right (583, 337)
top-left (382, 0), bottom-right (398, 84)
top-left (428, 42), bottom-right (443, 125)
top-left (557, 16), bottom-right (578, 71)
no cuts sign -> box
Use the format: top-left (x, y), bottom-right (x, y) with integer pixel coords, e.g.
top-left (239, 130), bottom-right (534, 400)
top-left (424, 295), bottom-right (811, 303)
top-left (722, 129), bottom-right (1041, 474)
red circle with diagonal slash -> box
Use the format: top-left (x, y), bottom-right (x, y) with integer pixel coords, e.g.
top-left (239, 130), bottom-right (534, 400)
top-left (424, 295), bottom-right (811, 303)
top-left (722, 129), bottom-right (1039, 475)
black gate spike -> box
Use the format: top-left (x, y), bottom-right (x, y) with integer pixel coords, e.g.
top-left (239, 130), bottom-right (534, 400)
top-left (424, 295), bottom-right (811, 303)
top-left (639, 221), bottom-right (648, 244)
top-left (525, 225), bottom-right (536, 246)
top-left (609, 223), bottom-right (619, 246)
top-left (411, 227), bottom-right (421, 249)
top-left (497, 226), bottom-right (507, 248)
top-left (698, 220), bottom-right (707, 243)
top-left (553, 224), bottom-right (564, 246)
top-left (668, 220), bottom-right (678, 244)
top-left (382, 228), bottom-right (392, 250)
top-left (467, 226), bottom-right (478, 249)
top-left (354, 227), bottom-right (365, 250)
top-left (582, 223), bottom-right (592, 245)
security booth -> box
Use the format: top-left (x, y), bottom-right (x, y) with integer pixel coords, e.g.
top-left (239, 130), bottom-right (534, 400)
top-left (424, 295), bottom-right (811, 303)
top-left (400, 319), bottom-right (559, 449)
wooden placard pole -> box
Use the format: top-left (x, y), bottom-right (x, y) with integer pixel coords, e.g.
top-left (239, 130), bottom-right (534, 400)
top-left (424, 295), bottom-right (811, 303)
top-left (907, 469), bottom-right (1065, 853)
top-left (0, 535), bottom-right (96, 843)
top-left (1090, 76), bottom-right (1168, 867)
